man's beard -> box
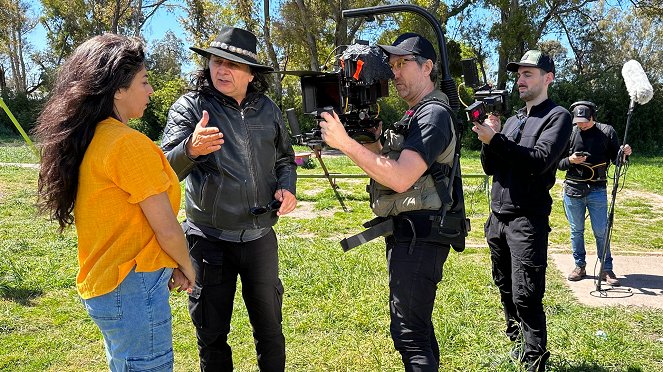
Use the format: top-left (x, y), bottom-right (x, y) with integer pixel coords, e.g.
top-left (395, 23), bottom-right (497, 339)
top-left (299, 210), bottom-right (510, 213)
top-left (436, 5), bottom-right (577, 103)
top-left (519, 84), bottom-right (542, 102)
top-left (519, 89), bottom-right (536, 102)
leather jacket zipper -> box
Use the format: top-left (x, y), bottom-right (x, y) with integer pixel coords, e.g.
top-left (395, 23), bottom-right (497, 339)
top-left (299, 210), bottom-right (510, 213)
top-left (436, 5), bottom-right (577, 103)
top-left (200, 174), bottom-right (209, 207)
top-left (240, 106), bottom-right (260, 228)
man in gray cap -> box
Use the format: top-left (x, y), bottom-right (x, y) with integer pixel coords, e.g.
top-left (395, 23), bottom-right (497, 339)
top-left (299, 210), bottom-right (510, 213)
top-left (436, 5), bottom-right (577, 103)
top-left (558, 101), bottom-right (632, 286)
top-left (320, 32), bottom-right (466, 371)
top-left (472, 49), bottom-right (572, 371)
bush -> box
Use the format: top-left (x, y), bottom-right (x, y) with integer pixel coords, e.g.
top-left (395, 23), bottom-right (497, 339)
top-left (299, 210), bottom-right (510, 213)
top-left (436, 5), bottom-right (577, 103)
top-left (130, 73), bottom-right (188, 140)
top-left (0, 93), bottom-right (45, 138)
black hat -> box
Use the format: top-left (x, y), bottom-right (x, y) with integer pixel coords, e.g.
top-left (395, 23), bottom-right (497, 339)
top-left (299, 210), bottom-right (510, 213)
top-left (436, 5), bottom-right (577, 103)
top-left (506, 50), bottom-right (555, 74)
top-left (572, 104), bottom-right (593, 123)
top-left (190, 27), bottom-right (273, 72)
top-left (378, 33), bottom-right (437, 63)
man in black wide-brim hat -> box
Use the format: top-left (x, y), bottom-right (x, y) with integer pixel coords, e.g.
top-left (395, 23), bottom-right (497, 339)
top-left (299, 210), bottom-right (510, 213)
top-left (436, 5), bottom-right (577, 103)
top-left (161, 26), bottom-right (297, 372)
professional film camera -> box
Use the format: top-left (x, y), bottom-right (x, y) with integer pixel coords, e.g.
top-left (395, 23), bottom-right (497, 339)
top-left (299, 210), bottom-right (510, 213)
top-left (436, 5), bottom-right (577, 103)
top-left (461, 58), bottom-right (509, 123)
top-left (284, 42), bottom-right (393, 145)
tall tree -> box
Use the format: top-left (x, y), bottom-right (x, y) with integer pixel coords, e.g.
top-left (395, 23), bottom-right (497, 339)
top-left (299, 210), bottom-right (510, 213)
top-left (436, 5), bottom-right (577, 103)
top-left (0, 0), bottom-right (36, 93)
top-left (146, 30), bottom-right (186, 76)
top-left (460, 0), bottom-right (599, 89)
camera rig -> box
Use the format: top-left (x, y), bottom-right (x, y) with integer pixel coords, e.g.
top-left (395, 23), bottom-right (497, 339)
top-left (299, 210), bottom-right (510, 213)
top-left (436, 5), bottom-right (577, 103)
top-left (461, 58), bottom-right (509, 123)
top-left (298, 42), bottom-right (393, 144)
top-left (282, 4), bottom-right (463, 225)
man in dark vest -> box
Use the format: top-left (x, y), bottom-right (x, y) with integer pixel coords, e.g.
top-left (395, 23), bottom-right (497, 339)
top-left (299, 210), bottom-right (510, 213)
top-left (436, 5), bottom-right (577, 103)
top-left (320, 33), bottom-right (466, 371)
top-left (558, 101), bottom-right (632, 286)
top-left (472, 50), bottom-right (572, 372)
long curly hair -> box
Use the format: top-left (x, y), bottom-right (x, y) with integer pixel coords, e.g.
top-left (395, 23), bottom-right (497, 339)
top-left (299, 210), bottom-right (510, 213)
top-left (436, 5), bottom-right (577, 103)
top-left (33, 34), bottom-right (146, 231)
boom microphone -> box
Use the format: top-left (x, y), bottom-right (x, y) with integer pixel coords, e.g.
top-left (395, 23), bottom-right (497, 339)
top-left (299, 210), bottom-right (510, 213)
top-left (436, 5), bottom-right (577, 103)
top-left (621, 60), bottom-right (654, 105)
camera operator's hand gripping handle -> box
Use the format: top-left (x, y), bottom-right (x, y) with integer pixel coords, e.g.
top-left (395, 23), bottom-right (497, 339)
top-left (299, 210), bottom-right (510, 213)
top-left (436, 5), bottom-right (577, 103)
top-left (319, 109), bottom-right (351, 151)
top-left (472, 114), bottom-right (499, 145)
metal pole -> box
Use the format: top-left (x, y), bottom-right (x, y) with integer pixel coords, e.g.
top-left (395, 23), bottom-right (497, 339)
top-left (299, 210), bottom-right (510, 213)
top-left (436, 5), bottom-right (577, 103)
top-left (310, 144), bottom-right (349, 212)
top-left (596, 99), bottom-right (634, 291)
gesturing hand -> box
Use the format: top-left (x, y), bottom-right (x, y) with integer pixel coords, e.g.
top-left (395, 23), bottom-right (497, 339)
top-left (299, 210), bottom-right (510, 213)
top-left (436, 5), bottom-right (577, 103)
top-left (186, 110), bottom-right (224, 158)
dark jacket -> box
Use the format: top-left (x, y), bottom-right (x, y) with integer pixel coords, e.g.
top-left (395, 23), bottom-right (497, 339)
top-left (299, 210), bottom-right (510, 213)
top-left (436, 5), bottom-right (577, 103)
top-left (557, 122), bottom-right (620, 189)
top-left (481, 99), bottom-right (572, 216)
top-left (161, 89), bottom-right (297, 231)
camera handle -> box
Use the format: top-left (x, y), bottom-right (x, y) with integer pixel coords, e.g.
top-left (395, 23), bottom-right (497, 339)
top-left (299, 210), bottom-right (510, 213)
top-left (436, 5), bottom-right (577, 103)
top-left (285, 108), bottom-right (349, 212)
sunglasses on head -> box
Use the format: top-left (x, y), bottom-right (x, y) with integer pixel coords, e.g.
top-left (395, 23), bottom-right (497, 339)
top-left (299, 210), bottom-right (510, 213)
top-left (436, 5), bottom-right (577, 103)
top-left (250, 199), bottom-right (282, 216)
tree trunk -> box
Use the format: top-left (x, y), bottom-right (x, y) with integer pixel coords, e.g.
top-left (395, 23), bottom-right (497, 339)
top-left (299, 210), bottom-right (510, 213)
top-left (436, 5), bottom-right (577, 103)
top-left (134, 0), bottom-right (143, 36)
top-left (294, 0), bottom-right (320, 71)
top-left (111, 0), bottom-right (121, 33)
top-left (0, 65), bottom-right (7, 96)
top-left (263, 0), bottom-right (282, 106)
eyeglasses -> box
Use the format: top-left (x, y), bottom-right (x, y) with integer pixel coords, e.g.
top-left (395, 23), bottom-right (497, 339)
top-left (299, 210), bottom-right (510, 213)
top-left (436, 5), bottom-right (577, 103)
top-left (388, 57), bottom-right (417, 70)
top-left (250, 199), bottom-right (282, 216)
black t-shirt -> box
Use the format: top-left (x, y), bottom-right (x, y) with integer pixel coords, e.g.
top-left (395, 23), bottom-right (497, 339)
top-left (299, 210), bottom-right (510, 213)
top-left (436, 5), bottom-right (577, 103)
top-left (401, 92), bottom-right (453, 166)
top-left (559, 123), bottom-right (620, 183)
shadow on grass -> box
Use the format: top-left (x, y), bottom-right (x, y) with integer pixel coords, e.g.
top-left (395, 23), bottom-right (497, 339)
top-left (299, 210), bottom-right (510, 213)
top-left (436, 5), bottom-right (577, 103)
top-left (0, 283), bottom-right (43, 305)
top-left (551, 360), bottom-right (643, 371)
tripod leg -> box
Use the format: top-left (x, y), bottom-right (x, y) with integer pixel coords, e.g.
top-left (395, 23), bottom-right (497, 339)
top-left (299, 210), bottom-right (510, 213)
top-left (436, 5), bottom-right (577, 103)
top-left (312, 147), bottom-right (349, 212)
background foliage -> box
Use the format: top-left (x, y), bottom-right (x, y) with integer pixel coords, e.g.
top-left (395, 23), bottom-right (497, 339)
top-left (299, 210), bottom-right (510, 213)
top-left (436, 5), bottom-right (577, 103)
top-left (0, 0), bottom-right (662, 152)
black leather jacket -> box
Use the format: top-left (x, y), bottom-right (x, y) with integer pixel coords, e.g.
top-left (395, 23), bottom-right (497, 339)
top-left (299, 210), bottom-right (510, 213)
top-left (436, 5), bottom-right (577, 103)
top-left (161, 89), bottom-right (297, 231)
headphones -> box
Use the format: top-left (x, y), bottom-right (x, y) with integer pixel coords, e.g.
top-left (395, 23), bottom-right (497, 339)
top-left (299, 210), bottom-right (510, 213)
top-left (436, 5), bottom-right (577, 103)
top-left (570, 101), bottom-right (597, 120)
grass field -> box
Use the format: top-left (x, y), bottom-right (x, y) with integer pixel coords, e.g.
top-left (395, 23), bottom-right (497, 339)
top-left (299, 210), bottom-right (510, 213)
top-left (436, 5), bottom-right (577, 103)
top-left (1, 142), bottom-right (662, 371)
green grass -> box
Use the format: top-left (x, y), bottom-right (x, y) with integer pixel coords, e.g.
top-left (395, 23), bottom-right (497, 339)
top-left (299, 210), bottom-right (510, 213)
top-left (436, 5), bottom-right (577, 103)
top-left (0, 139), bottom-right (39, 164)
top-left (1, 143), bottom-right (663, 371)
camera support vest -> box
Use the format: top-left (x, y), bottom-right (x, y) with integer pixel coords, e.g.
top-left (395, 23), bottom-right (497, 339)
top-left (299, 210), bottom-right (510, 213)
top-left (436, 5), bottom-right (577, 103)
top-left (340, 96), bottom-right (468, 253)
top-left (369, 98), bottom-right (456, 217)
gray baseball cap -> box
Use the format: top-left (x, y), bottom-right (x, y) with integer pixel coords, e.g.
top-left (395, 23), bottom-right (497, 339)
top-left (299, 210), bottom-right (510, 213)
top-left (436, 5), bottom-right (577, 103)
top-left (507, 50), bottom-right (555, 74)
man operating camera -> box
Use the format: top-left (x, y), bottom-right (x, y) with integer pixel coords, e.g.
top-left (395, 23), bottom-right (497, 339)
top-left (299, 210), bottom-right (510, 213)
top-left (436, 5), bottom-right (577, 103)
top-left (472, 50), bottom-right (572, 371)
top-left (320, 32), bottom-right (463, 371)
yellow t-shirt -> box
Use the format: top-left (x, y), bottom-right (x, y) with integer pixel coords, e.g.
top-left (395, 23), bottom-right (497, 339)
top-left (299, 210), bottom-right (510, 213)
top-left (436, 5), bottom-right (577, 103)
top-left (74, 117), bottom-right (180, 299)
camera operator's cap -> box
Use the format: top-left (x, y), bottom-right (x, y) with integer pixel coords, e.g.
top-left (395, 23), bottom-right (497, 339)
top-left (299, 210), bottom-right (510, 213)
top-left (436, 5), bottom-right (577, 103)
top-left (190, 27), bottom-right (273, 72)
top-left (377, 33), bottom-right (437, 63)
top-left (572, 104), bottom-right (593, 123)
top-left (506, 50), bottom-right (555, 74)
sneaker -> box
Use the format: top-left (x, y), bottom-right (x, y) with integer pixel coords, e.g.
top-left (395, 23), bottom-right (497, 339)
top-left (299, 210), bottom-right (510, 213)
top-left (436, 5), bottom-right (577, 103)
top-left (600, 270), bottom-right (621, 286)
top-left (567, 266), bottom-right (586, 281)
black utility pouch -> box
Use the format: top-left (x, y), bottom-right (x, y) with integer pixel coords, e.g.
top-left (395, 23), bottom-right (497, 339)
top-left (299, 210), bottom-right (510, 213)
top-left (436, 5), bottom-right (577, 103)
top-left (564, 181), bottom-right (590, 198)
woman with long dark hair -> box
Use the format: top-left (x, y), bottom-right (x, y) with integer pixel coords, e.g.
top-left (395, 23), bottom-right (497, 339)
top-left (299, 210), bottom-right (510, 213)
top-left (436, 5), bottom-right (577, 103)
top-left (33, 34), bottom-right (195, 371)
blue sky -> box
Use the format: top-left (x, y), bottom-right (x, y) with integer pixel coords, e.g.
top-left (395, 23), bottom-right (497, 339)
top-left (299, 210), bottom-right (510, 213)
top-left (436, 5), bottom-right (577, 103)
top-left (27, 1), bottom-right (186, 52)
top-left (26, 0), bottom-right (191, 73)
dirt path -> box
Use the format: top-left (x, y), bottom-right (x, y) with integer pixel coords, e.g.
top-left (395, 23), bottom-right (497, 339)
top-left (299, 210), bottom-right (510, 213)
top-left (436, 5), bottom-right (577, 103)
top-left (0, 162), bottom-right (39, 169)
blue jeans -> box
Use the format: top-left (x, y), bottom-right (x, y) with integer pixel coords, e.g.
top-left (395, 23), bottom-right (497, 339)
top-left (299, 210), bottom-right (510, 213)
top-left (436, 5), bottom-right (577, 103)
top-left (81, 267), bottom-right (175, 372)
top-left (563, 187), bottom-right (612, 270)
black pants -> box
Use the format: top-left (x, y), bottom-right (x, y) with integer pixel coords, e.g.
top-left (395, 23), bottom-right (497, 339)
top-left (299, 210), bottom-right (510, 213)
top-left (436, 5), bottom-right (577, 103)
top-left (386, 234), bottom-right (451, 372)
top-left (485, 213), bottom-right (549, 370)
top-left (187, 230), bottom-right (285, 372)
